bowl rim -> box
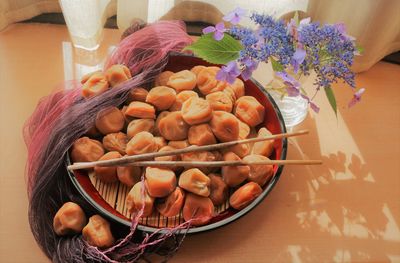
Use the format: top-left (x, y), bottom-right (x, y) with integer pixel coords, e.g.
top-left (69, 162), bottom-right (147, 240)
top-left (66, 56), bottom-right (287, 234)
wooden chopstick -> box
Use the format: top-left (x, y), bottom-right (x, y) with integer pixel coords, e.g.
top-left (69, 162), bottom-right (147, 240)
top-left (67, 129), bottom-right (309, 171)
top-left (116, 159), bottom-right (322, 167)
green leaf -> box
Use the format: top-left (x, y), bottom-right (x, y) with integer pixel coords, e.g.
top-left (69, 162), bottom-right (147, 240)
top-left (356, 45), bottom-right (364, 54)
top-left (270, 57), bottom-right (284, 72)
top-left (324, 86), bottom-right (337, 116)
top-left (183, 33), bottom-right (242, 64)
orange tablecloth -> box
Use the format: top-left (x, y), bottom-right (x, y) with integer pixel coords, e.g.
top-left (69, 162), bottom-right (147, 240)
top-left (1, 24), bottom-right (399, 263)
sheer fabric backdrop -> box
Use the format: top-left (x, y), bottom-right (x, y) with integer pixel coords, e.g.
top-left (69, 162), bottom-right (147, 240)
top-left (0, 0), bottom-right (399, 71)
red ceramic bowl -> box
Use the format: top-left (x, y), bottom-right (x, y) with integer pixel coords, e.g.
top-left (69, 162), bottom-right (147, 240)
top-left (67, 53), bottom-right (287, 234)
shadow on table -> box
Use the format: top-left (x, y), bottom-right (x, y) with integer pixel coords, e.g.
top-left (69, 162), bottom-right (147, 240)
top-left (269, 115), bottom-right (399, 263)
top-left (174, 114), bottom-right (399, 263)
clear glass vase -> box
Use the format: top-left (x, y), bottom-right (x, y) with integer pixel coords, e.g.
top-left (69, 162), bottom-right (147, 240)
top-left (267, 73), bottom-right (309, 129)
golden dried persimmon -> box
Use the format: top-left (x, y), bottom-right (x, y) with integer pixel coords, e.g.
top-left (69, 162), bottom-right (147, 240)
top-left (169, 90), bottom-right (198, 111)
top-left (157, 111), bottom-right (189, 141)
top-left (145, 167), bottom-right (176, 198)
top-left (126, 181), bottom-right (154, 217)
top-left (243, 154), bottom-right (274, 186)
top-left (126, 119), bottom-right (155, 138)
top-left (81, 72), bottom-right (109, 98)
top-left (71, 137), bottom-right (104, 163)
top-left (181, 97), bottom-right (213, 125)
top-left (146, 86), bottom-right (177, 111)
top-left (102, 132), bottom-right (127, 155)
top-left (209, 111), bottom-right (239, 142)
top-left (178, 168), bottom-right (210, 197)
top-left (127, 87), bottom-right (148, 103)
top-left (234, 96), bottom-right (265, 127)
top-left (206, 91), bottom-right (233, 112)
top-left (167, 70), bottom-right (197, 92)
top-left (104, 64), bottom-right (131, 87)
top-left (221, 152), bottom-right (249, 187)
top-left (53, 202), bottom-right (87, 236)
top-left (182, 193), bottom-right (214, 226)
top-left (155, 71), bottom-right (174, 86)
top-left (125, 101), bottom-right (156, 119)
top-left (188, 123), bottom-right (216, 146)
top-left (95, 107), bottom-right (125, 134)
top-left (229, 182), bottom-right (262, 210)
top-left (126, 131), bottom-right (158, 155)
top-left (82, 215), bottom-right (115, 248)
top-left (94, 151), bottom-right (122, 183)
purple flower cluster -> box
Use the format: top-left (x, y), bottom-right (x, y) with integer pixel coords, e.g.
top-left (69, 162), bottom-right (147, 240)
top-left (250, 13), bottom-right (295, 65)
top-left (295, 21), bottom-right (357, 89)
top-left (199, 9), bottom-right (364, 111)
top-left (227, 14), bottom-right (295, 80)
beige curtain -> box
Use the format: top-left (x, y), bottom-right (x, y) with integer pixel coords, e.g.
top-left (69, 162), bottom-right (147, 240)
top-left (1, 0), bottom-right (399, 72)
top-left (0, 0), bottom-right (60, 31)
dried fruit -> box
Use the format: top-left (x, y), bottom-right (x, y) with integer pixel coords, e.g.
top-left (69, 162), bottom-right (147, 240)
top-left (126, 131), bottom-right (157, 155)
top-left (243, 154), bottom-right (274, 186)
top-left (208, 174), bottom-right (228, 206)
top-left (229, 182), bottom-right (262, 210)
top-left (71, 137), bottom-right (104, 163)
top-left (126, 182), bottom-right (155, 217)
top-left (183, 193), bottom-right (214, 226)
top-left (53, 202), bottom-right (86, 236)
top-left (104, 64), bottom-right (131, 87)
top-left (178, 168), bottom-right (210, 197)
top-left (127, 119), bottom-right (155, 138)
top-left (95, 107), bottom-right (125, 134)
top-left (157, 111), bottom-right (189, 141)
top-left (157, 187), bottom-right (185, 217)
top-left (146, 86), bottom-right (177, 111)
top-left (221, 152), bottom-right (249, 187)
top-left (82, 215), bottom-right (115, 248)
top-left (181, 97), bottom-right (213, 125)
top-left (102, 132), bottom-right (127, 154)
top-left (167, 70), bottom-right (197, 92)
top-left (145, 167), bottom-right (176, 198)
top-left (125, 101), bottom-right (156, 119)
top-left (234, 96), bottom-right (265, 127)
top-left (210, 111), bottom-right (239, 142)
top-left (94, 151), bottom-right (122, 183)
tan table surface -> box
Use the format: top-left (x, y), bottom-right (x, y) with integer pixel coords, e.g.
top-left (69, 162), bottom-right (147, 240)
top-left (1, 24), bottom-right (399, 263)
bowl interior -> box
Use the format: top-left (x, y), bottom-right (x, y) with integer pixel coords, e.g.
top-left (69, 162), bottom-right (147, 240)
top-left (67, 54), bottom-right (287, 233)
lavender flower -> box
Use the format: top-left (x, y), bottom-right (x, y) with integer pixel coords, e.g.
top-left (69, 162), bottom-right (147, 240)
top-left (301, 94), bottom-right (320, 113)
top-left (298, 17), bottom-right (311, 30)
top-left (223, 7), bottom-right (246, 25)
top-left (348, 88), bottom-right (365, 108)
top-left (291, 47), bottom-right (306, 73)
top-left (216, 61), bottom-right (241, 84)
top-left (297, 22), bottom-right (356, 89)
top-left (240, 57), bottom-right (258, 80)
top-left (334, 23), bottom-right (356, 41)
top-left (276, 72), bottom-right (300, 97)
top-left (229, 14), bottom-right (295, 66)
top-left (203, 22), bottom-right (226, 41)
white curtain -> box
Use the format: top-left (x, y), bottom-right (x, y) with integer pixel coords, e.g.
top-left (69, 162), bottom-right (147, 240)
top-left (0, 0), bottom-right (399, 72)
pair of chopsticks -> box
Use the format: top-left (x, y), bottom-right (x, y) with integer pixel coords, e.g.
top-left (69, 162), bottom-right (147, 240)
top-left (67, 129), bottom-right (321, 171)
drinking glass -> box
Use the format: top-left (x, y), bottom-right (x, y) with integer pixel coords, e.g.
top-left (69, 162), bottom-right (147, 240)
top-left (59, 0), bottom-right (111, 50)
